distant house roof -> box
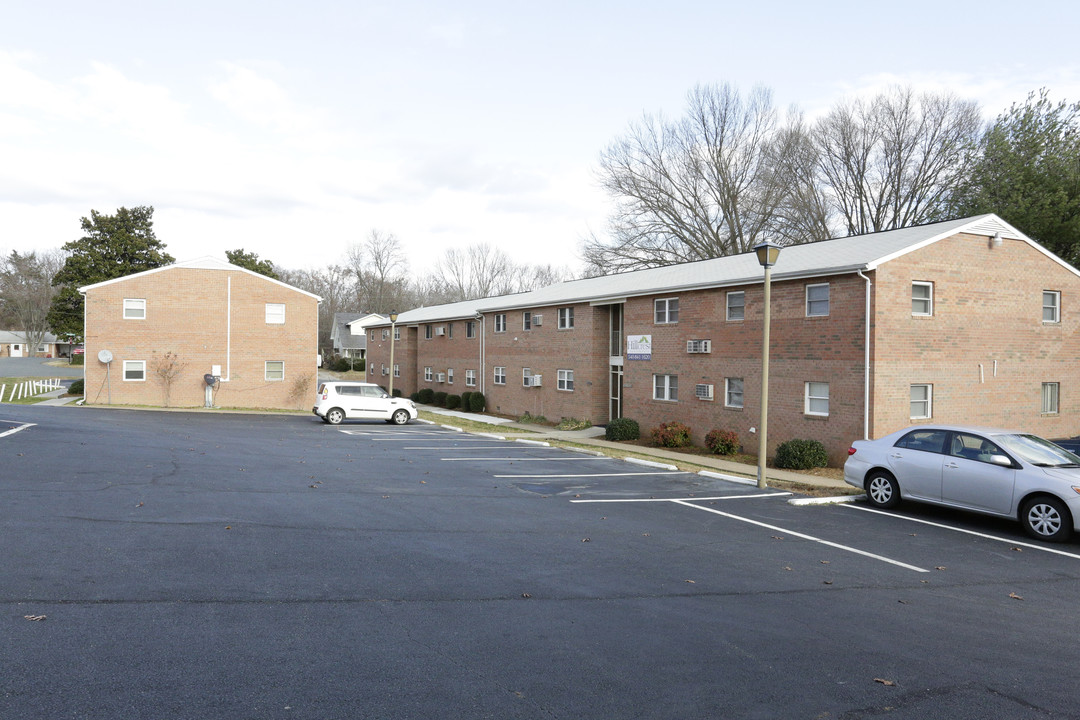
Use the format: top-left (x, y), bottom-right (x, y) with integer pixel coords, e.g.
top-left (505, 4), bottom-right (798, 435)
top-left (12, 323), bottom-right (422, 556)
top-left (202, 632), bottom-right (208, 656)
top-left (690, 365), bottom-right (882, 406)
top-left (331, 313), bottom-right (367, 352)
top-left (371, 214), bottom-right (1073, 326)
top-left (0, 330), bottom-right (63, 344)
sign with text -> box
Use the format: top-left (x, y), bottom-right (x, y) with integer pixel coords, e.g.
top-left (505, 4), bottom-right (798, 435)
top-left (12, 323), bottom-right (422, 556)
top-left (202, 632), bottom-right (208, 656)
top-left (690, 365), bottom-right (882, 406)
top-left (627, 334), bottom-right (652, 360)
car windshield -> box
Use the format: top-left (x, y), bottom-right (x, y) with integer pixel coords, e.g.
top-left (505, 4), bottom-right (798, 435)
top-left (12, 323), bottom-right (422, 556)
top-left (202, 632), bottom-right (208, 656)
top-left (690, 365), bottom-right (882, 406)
top-left (995, 433), bottom-right (1080, 467)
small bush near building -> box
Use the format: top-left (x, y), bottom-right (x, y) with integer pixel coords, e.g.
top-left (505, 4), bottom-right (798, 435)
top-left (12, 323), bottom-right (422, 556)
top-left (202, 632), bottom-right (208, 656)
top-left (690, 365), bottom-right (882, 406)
top-left (409, 392), bottom-right (420, 402)
top-left (651, 421), bottom-right (692, 448)
top-left (70, 354), bottom-right (85, 366)
top-left (460, 391), bottom-right (472, 408)
top-left (705, 429), bottom-right (740, 455)
top-left (68, 379), bottom-right (85, 396)
top-left (446, 394), bottom-right (461, 409)
top-left (556, 417), bottom-right (592, 431)
top-left (392, 388), bottom-right (402, 398)
top-left (433, 391), bottom-right (448, 407)
top-left (519, 411), bottom-right (549, 425)
top-left (774, 439), bottom-right (829, 470)
top-left (605, 417), bottom-right (640, 441)
top-left (332, 356), bottom-right (352, 372)
top-left (469, 392), bottom-right (485, 412)
top-left (417, 388), bottom-right (435, 404)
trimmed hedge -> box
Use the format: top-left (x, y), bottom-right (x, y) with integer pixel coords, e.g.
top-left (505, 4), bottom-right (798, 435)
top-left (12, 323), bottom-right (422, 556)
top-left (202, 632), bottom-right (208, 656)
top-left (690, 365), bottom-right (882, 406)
top-left (460, 391), bottom-right (472, 409)
top-left (605, 417), bottom-right (640, 441)
top-left (650, 421), bottom-right (692, 448)
top-left (68, 379), bottom-right (85, 395)
top-left (417, 388), bottom-right (435, 404)
top-left (409, 392), bottom-right (420, 402)
top-left (433, 391), bottom-right (448, 407)
top-left (468, 391), bottom-right (485, 412)
top-left (774, 438), bottom-right (829, 470)
top-left (446, 394), bottom-right (461, 410)
top-left (705, 429), bottom-right (739, 455)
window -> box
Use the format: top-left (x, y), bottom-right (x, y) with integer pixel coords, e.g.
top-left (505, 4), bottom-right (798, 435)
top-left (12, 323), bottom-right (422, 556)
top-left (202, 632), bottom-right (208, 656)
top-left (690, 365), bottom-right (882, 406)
top-left (949, 433), bottom-right (1007, 464)
top-left (394, 327), bottom-right (400, 340)
top-left (123, 298), bottom-right (146, 320)
top-left (653, 374), bottom-right (678, 401)
top-left (522, 368), bottom-right (532, 386)
top-left (910, 384), bottom-right (932, 419)
top-left (447, 368), bottom-right (454, 384)
top-left (523, 312), bottom-right (532, 331)
top-left (494, 314), bottom-right (506, 333)
top-left (806, 284), bottom-right (830, 317)
top-left (123, 360), bottom-right (145, 381)
top-left (654, 298), bottom-right (679, 324)
top-left (805, 382), bottom-right (829, 416)
top-left (393, 364), bottom-right (400, 378)
top-left (557, 369), bottom-right (574, 391)
top-left (1044, 291), bottom-right (1061, 323)
top-left (265, 303), bottom-right (285, 324)
top-left (494, 366), bottom-right (506, 385)
top-left (447, 323), bottom-right (454, 339)
top-left (912, 282), bottom-right (933, 316)
top-left (1042, 382), bottom-right (1060, 414)
top-left (725, 378), bottom-right (743, 408)
top-left (558, 307), bottom-right (575, 329)
top-left (466, 321), bottom-right (476, 338)
top-left (726, 291), bottom-right (744, 321)
top-left (425, 325), bottom-right (433, 339)
top-left (465, 369), bottom-right (476, 387)
top-left (424, 367), bottom-right (433, 382)
top-left (896, 429), bottom-right (947, 453)
top-left (265, 361), bottom-right (284, 381)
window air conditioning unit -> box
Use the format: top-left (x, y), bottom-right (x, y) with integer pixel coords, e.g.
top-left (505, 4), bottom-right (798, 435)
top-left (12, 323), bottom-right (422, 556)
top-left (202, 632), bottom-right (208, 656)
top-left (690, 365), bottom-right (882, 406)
top-left (435, 326), bottom-right (446, 336)
top-left (382, 367), bottom-right (389, 376)
top-left (436, 373), bottom-right (446, 382)
top-left (531, 374), bottom-right (543, 387)
top-left (695, 383), bottom-right (715, 400)
top-left (532, 314), bottom-right (543, 326)
top-left (687, 339), bottom-right (712, 354)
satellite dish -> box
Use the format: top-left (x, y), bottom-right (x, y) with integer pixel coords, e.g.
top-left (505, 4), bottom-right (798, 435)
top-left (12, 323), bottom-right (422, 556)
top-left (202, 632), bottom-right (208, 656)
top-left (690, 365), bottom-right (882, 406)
top-left (97, 349), bottom-right (113, 364)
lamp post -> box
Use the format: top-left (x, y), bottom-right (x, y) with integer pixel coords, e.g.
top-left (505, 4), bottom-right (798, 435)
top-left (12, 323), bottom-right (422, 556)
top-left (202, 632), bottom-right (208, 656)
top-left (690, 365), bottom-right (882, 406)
top-left (387, 311), bottom-right (399, 397)
top-left (753, 242), bottom-right (781, 489)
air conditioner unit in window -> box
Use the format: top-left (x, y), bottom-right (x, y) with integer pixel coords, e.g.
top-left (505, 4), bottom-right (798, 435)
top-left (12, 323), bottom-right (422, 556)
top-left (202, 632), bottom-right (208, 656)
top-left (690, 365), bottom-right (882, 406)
top-left (531, 374), bottom-right (543, 387)
top-left (532, 314), bottom-right (543, 326)
top-left (435, 326), bottom-right (446, 336)
top-left (436, 373), bottom-right (446, 382)
top-left (695, 383), bottom-right (714, 400)
top-left (687, 339), bottom-right (712, 354)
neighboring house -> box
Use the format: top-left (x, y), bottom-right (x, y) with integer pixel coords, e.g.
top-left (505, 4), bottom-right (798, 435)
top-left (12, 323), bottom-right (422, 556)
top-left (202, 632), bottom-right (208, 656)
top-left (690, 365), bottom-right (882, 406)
top-left (0, 330), bottom-right (72, 358)
top-left (80, 257), bottom-right (321, 410)
top-left (329, 312), bottom-right (386, 359)
top-left (365, 214), bottom-right (1080, 464)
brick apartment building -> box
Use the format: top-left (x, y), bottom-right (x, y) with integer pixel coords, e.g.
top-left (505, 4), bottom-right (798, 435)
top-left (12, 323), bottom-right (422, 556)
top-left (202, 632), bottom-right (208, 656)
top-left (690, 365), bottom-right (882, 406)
top-left (365, 215), bottom-right (1080, 464)
top-left (80, 257), bottom-right (321, 410)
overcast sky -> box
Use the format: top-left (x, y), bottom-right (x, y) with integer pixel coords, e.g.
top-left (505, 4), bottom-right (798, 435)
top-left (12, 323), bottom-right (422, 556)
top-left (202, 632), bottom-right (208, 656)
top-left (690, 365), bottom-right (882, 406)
top-left (2, 0), bottom-right (1078, 276)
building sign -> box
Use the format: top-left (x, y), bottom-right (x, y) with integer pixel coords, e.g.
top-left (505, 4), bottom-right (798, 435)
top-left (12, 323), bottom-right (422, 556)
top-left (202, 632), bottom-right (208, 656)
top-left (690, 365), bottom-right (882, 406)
top-left (627, 334), bottom-right (652, 361)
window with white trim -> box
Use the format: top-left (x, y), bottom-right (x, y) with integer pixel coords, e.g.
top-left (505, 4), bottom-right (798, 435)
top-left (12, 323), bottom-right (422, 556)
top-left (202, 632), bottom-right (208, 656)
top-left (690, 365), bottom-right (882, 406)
top-left (912, 282), bottom-right (933, 316)
top-left (425, 325), bottom-right (433, 339)
top-left (265, 361), bottom-right (284, 381)
top-left (447, 368), bottom-right (454, 384)
top-left (466, 321), bottom-right (476, 338)
top-left (805, 381), bottom-right (829, 416)
top-left (123, 360), bottom-right (146, 381)
top-left (523, 312), bottom-right (532, 331)
top-left (265, 303), bottom-right (285, 324)
top-left (726, 291), bottom-right (744, 321)
top-left (123, 298), bottom-right (146, 320)
top-left (447, 323), bottom-right (454, 339)
top-left (522, 368), bottom-right (532, 386)
top-left (424, 367), bottom-right (433, 382)
top-left (465, 369), bottom-right (476, 387)
top-left (558, 307), bottom-right (575, 329)
top-left (653, 374), bottom-right (678, 401)
top-left (494, 366), bottom-right (506, 385)
top-left (725, 378), bottom-right (743, 408)
top-left (394, 327), bottom-right (400, 340)
top-left (393, 364), bottom-right (400, 378)
top-left (806, 284), bottom-right (830, 317)
top-left (654, 298), bottom-right (679, 324)
top-left (1044, 291), bottom-right (1061, 323)
top-left (557, 369), bottom-right (574, 391)
top-left (1042, 382), bottom-right (1060, 414)
top-left (494, 314), bottom-right (506, 333)
top-left (910, 384), bottom-right (932, 419)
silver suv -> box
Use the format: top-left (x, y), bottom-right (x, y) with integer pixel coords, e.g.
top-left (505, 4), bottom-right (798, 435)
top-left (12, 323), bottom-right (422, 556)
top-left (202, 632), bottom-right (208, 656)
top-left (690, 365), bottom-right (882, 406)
top-left (313, 382), bottom-right (418, 425)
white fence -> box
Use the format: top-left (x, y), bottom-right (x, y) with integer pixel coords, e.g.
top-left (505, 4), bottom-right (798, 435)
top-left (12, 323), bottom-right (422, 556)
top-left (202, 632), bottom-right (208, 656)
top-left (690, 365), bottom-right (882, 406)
top-left (0, 378), bottom-right (63, 402)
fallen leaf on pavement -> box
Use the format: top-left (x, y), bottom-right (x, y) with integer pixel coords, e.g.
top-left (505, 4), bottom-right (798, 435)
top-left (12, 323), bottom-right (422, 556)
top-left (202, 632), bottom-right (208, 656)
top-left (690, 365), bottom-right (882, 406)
top-left (874, 678), bottom-right (895, 686)
top-left (1009, 592), bottom-right (1023, 600)
top-left (23, 615), bottom-right (46, 622)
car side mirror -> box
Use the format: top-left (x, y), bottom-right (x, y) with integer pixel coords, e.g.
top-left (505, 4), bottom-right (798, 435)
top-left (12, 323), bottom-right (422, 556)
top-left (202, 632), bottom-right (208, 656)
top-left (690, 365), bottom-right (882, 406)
top-left (989, 454), bottom-right (1013, 467)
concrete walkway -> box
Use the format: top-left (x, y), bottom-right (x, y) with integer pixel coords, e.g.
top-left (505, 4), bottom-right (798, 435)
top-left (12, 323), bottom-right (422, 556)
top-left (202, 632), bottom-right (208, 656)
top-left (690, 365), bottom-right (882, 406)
top-left (421, 406), bottom-right (853, 492)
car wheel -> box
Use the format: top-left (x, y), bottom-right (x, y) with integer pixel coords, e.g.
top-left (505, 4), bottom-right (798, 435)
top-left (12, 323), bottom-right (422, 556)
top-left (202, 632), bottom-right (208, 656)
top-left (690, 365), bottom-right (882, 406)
top-left (1021, 496), bottom-right (1072, 542)
top-left (391, 409), bottom-right (410, 425)
top-left (326, 408), bottom-right (345, 425)
top-left (866, 471), bottom-right (901, 509)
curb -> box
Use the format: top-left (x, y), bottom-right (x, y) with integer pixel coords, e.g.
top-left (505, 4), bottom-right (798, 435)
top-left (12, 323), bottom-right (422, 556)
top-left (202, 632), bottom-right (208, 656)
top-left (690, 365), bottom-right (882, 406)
top-left (516, 439), bottom-right (551, 447)
top-left (788, 495), bottom-right (861, 506)
top-left (697, 470), bottom-right (756, 486)
top-left (624, 456), bottom-right (679, 471)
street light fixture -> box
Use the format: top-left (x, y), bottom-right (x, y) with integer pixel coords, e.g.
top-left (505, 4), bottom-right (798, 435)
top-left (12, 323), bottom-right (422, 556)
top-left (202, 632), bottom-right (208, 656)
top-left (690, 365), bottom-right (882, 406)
top-left (753, 242), bottom-right (781, 489)
top-left (387, 311), bottom-right (399, 397)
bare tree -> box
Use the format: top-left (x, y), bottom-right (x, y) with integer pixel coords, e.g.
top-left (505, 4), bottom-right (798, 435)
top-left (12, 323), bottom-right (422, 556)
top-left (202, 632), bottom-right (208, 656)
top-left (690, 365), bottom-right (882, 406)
top-left (0, 250), bottom-right (64, 355)
top-left (151, 351), bottom-right (187, 407)
top-left (279, 264), bottom-right (353, 352)
top-left (349, 230), bottom-right (409, 313)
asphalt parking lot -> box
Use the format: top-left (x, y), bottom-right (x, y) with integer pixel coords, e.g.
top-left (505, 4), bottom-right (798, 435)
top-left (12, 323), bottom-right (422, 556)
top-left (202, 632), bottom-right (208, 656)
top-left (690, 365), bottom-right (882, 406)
top-left (3, 406), bottom-right (1080, 719)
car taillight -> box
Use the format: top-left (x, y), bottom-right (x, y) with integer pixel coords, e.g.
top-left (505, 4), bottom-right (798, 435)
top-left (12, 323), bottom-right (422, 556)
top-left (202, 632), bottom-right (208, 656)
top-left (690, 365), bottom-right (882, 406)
top-left (847, 447), bottom-right (857, 455)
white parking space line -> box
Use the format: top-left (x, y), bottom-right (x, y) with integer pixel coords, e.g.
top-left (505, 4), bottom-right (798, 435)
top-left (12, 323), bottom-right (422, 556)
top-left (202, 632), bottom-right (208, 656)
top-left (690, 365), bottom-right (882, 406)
top-left (406, 445), bottom-right (561, 451)
top-left (572, 492), bottom-right (790, 503)
top-left (843, 504), bottom-right (1080, 559)
top-left (494, 471), bottom-right (690, 479)
top-left (441, 457), bottom-right (611, 462)
top-left (0, 422), bottom-right (35, 438)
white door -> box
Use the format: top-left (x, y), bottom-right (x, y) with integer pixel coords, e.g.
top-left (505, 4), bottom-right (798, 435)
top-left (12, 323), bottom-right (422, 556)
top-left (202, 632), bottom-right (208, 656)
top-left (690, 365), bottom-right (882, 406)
top-left (11, 343), bottom-right (22, 357)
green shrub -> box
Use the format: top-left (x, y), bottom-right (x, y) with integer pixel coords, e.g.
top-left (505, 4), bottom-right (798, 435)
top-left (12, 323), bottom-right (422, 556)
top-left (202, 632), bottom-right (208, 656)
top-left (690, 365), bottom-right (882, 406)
top-left (417, 388), bottom-right (435, 404)
top-left (433, 391), bottom-right (448, 407)
top-left (519, 411), bottom-right (548, 424)
top-left (68, 379), bottom-right (84, 395)
top-left (70, 354), bottom-right (85, 366)
top-left (446, 394), bottom-right (461, 410)
top-left (651, 421), bottom-right (692, 448)
top-left (332, 356), bottom-right (352, 372)
top-left (774, 439), bottom-right (829, 470)
top-left (460, 391), bottom-right (472, 409)
top-left (409, 392), bottom-right (420, 402)
top-left (469, 391), bottom-right (486, 412)
top-left (392, 388), bottom-right (402, 398)
top-left (605, 417), bottom-right (640, 441)
top-left (705, 429), bottom-right (740, 455)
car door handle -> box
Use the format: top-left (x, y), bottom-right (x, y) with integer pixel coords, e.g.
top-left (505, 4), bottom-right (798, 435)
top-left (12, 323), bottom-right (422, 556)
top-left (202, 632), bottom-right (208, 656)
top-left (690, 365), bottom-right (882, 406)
top-left (944, 462), bottom-right (959, 469)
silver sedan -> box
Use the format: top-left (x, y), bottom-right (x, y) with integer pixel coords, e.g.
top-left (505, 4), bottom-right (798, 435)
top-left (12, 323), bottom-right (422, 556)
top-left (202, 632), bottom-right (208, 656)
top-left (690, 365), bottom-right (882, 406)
top-left (844, 425), bottom-right (1080, 542)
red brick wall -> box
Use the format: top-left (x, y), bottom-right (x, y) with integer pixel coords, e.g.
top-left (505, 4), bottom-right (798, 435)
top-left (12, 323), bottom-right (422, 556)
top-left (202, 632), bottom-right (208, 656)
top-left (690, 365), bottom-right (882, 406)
top-left (84, 268), bottom-right (319, 410)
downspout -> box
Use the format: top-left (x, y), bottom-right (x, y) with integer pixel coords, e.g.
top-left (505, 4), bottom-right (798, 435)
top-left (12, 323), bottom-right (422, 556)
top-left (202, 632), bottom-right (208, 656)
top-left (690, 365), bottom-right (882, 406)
top-left (476, 313), bottom-right (485, 395)
top-left (856, 269), bottom-right (872, 440)
top-left (222, 276), bottom-right (232, 381)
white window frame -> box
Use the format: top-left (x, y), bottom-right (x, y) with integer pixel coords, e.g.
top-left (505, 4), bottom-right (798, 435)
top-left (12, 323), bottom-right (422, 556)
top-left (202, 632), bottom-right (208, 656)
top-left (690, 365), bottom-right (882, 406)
top-left (910, 383), bottom-right (932, 419)
top-left (1044, 291), bottom-right (1061, 324)
top-left (912, 282), bottom-right (933, 316)
top-left (726, 291), bottom-right (744, 321)
top-left (447, 368), bottom-right (454, 384)
top-left (424, 366), bottom-right (433, 382)
top-left (494, 314), bottom-right (506, 333)
top-left (265, 303), bottom-right (285, 325)
top-left (425, 325), bottom-right (433, 339)
top-left (558, 307), bottom-right (575, 329)
top-left (522, 367), bottom-right (533, 386)
top-left (725, 377), bottom-right (743, 408)
top-left (806, 284), bottom-right (830, 317)
top-left (466, 321), bottom-right (475, 339)
top-left (805, 381), bottom-right (829, 416)
top-left (557, 369), bottom-right (574, 391)
top-left (123, 360), bottom-right (146, 381)
top-left (654, 298), bottom-right (679, 324)
top-left (394, 327), bottom-right (401, 340)
top-left (523, 312), bottom-right (532, 331)
top-left (123, 298), bottom-right (146, 320)
top-left (465, 369), bottom-right (476, 387)
top-left (265, 361), bottom-right (284, 381)
top-left (653, 374), bottom-right (678, 401)
top-left (393, 364), bottom-right (400, 378)
top-left (1042, 382), bottom-right (1060, 414)
top-left (494, 366), bottom-right (506, 385)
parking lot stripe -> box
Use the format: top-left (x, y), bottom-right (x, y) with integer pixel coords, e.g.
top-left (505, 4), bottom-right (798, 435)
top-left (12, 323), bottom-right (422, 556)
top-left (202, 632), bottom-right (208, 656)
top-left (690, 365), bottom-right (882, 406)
top-left (405, 445), bottom-right (561, 451)
top-left (843, 504), bottom-right (1080, 559)
top-left (0, 422), bottom-right (35, 438)
top-left (671, 500), bottom-right (930, 572)
top-left (572, 492), bottom-right (789, 503)
top-left (441, 457), bottom-right (611, 461)
top-left (493, 471), bottom-right (689, 479)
